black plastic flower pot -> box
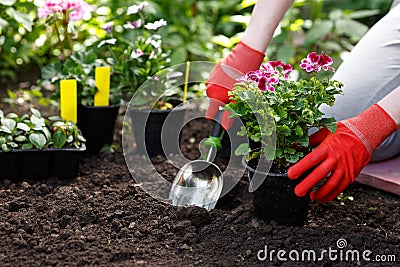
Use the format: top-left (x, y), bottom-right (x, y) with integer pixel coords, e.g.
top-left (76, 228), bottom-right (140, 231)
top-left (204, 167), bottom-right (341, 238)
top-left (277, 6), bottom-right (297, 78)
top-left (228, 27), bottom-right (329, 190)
top-left (77, 104), bottom-right (120, 153)
top-left (0, 145), bottom-right (86, 180)
top-left (129, 100), bottom-right (186, 157)
top-left (245, 158), bottom-right (310, 226)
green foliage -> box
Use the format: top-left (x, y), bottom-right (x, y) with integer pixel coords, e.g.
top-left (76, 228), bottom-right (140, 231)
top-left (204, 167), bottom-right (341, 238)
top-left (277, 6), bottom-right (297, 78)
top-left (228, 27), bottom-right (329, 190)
top-left (225, 57), bottom-right (343, 172)
top-left (0, 0), bottom-right (36, 83)
top-left (3, 86), bottom-right (57, 108)
top-left (95, 2), bottom-right (171, 100)
top-left (0, 108), bottom-right (85, 152)
top-left (39, 50), bottom-right (120, 106)
top-left (151, 0), bottom-right (242, 64)
top-left (234, 0), bottom-right (390, 72)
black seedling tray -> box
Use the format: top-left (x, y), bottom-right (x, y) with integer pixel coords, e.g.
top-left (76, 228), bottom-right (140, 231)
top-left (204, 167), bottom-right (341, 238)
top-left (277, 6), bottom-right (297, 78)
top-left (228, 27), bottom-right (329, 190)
top-left (0, 145), bottom-right (86, 180)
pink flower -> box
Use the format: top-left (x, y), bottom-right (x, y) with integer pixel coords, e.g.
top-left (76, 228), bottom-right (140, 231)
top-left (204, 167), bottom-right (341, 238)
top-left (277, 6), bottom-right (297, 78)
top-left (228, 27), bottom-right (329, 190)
top-left (242, 69), bottom-right (278, 92)
top-left (131, 49), bottom-right (144, 59)
top-left (38, 0), bottom-right (91, 22)
top-left (38, 0), bottom-right (63, 18)
top-left (243, 70), bottom-right (264, 82)
top-left (300, 51), bottom-right (335, 73)
top-left (300, 52), bottom-right (320, 72)
top-left (258, 76), bottom-right (278, 92)
top-left (263, 61), bottom-right (292, 79)
top-left (280, 63), bottom-right (293, 79)
top-left (319, 51), bottom-right (335, 72)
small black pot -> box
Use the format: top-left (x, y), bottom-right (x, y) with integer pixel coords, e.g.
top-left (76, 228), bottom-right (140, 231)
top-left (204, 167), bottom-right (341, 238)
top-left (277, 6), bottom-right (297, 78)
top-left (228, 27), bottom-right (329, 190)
top-left (129, 100), bottom-right (186, 157)
top-left (245, 158), bottom-right (310, 226)
top-left (77, 104), bottom-right (120, 153)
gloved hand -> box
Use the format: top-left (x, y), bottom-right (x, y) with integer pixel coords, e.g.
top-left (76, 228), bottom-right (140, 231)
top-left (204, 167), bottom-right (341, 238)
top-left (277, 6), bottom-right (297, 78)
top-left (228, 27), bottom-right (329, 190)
top-left (206, 41), bottom-right (264, 129)
top-left (288, 104), bottom-right (398, 202)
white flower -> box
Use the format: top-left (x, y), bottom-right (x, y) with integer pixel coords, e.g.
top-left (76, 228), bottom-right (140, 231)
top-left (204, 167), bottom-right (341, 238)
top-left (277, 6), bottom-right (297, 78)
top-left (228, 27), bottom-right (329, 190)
top-left (144, 19), bottom-right (167, 30)
top-left (131, 49), bottom-right (144, 59)
top-left (151, 39), bottom-right (162, 49)
top-left (127, 1), bottom-right (148, 15)
top-left (102, 21), bottom-right (114, 33)
top-left (97, 38), bottom-right (117, 48)
top-left (124, 19), bottom-right (142, 29)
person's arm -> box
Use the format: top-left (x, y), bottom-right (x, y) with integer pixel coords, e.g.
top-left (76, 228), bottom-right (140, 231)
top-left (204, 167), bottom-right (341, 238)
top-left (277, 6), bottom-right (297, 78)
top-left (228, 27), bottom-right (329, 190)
top-left (206, 0), bottom-right (294, 129)
top-left (242, 0), bottom-right (295, 52)
top-left (288, 86), bottom-right (400, 202)
top-left (378, 85), bottom-right (400, 125)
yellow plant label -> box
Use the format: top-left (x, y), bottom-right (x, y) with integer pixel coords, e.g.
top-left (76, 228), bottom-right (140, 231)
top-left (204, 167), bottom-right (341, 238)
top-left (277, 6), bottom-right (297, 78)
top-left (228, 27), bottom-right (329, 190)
top-left (60, 79), bottom-right (77, 123)
top-left (94, 66), bottom-right (111, 106)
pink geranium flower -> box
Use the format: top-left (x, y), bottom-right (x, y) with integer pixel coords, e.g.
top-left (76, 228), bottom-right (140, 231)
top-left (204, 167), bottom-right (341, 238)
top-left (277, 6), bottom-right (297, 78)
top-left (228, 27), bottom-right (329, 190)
top-left (300, 51), bottom-right (335, 73)
top-left (243, 68), bottom-right (279, 92)
top-left (38, 0), bottom-right (91, 22)
top-left (318, 51), bottom-right (335, 72)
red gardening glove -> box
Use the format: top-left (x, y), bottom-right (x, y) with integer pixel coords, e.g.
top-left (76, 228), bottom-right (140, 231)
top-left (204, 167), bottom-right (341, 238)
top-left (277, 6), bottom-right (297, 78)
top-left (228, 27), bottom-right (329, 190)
top-left (288, 104), bottom-right (398, 203)
top-left (206, 41), bottom-right (264, 129)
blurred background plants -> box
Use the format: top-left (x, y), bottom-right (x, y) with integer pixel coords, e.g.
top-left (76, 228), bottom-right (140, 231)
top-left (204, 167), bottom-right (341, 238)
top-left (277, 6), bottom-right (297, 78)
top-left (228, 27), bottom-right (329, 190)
top-left (0, 0), bottom-right (394, 93)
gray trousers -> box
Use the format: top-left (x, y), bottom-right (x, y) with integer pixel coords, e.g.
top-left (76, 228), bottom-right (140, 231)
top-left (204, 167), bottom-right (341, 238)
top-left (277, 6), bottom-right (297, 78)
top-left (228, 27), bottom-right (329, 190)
top-left (320, 1), bottom-right (400, 162)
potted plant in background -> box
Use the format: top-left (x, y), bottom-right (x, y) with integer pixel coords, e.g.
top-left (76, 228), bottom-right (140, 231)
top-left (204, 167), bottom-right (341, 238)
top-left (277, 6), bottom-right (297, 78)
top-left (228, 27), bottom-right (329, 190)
top-left (40, 50), bottom-right (121, 153)
top-left (97, 1), bottom-right (185, 156)
top-left (38, 0), bottom-right (121, 153)
top-left (96, 1), bottom-right (171, 101)
top-left (127, 67), bottom-right (186, 157)
top-left (225, 52), bottom-right (343, 225)
top-left (0, 108), bottom-right (86, 179)
top-left (37, 0), bottom-right (91, 61)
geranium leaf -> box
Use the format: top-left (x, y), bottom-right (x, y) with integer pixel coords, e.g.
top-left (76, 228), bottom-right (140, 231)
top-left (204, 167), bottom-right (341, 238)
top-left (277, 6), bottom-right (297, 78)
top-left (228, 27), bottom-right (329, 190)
top-left (234, 143), bottom-right (250, 156)
top-left (295, 125), bottom-right (304, 137)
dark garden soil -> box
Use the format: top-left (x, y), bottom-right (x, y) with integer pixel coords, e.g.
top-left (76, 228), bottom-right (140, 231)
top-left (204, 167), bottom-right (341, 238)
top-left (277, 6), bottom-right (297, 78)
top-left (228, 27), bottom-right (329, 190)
top-left (0, 107), bottom-right (399, 266)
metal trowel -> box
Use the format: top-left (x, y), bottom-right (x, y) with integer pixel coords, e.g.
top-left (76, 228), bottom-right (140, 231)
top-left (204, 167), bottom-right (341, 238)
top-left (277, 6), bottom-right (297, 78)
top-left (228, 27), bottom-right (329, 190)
top-left (169, 111), bottom-right (224, 211)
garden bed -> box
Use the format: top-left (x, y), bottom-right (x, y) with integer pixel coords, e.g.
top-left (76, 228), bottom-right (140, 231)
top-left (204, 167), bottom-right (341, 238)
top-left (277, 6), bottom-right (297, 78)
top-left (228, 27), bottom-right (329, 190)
top-left (0, 115), bottom-right (399, 266)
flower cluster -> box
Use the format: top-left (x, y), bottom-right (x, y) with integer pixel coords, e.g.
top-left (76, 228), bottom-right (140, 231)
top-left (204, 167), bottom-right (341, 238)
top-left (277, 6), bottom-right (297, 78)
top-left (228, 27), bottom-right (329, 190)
top-left (97, 1), bottom-right (171, 99)
top-left (240, 52), bottom-right (335, 93)
top-left (300, 51), bottom-right (335, 72)
top-left (38, 0), bottom-right (91, 22)
top-left (37, 0), bottom-right (92, 61)
top-left (226, 51), bottom-right (343, 171)
top-left (241, 60), bottom-right (292, 92)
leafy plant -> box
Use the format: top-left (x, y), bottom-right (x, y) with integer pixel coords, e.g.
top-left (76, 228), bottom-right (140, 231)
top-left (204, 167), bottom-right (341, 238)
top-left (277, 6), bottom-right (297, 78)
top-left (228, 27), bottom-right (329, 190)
top-left (95, 1), bottom-right (171, 102)
top-left (152, 0), bottom-right (240, 64)
top-left (3, 86), bottom-right (58, 109)
top-left (36, 0), bottom-right (91, 60)
top-left (0, 0), bottom-right (35, 82)
top-left (225, 52), bottom-right (343, 172)
top-left (0, 108), bottom-right (85, 152)
top-left (39, 50), bottom-right (119, 106)
top-left (225, 0), bottom-right (385, 73)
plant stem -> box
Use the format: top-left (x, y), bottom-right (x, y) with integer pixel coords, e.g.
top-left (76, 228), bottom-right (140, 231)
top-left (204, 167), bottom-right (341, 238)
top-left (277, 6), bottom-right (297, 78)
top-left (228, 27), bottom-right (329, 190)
top-left (64, 23), bottom-right (74, 53)
top-left (54, 22), bottom-right (66, 61)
